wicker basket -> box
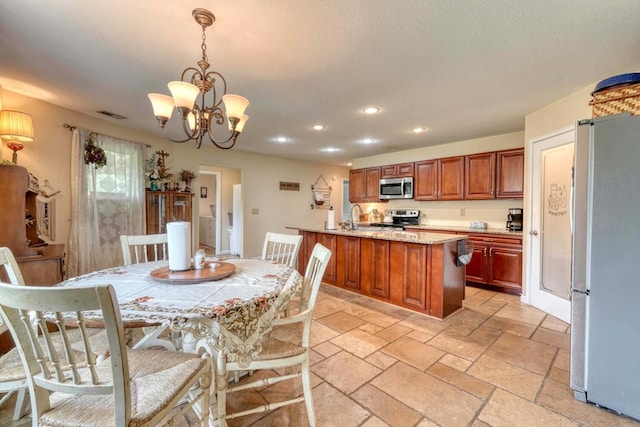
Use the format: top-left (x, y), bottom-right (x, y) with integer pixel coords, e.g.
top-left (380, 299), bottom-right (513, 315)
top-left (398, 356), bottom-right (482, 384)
top-left (590, 82), bottom-right (640, 117)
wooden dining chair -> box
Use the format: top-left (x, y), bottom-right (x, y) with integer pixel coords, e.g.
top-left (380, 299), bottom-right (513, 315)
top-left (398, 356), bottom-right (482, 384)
top-left (262, 232), bottom-right (304, 318)
top-left (215, 243), bottom-right (331, 426)
top-left (119, 233), bottom-right (176, 351)
top-left (0, 247), bottom-right (111, 422)
top-left (261, 232), bottom-right (303, 268)
top-left (119, 233), bottom-right (168, 265)
top-left (0, 247), bottom-right (29, 421)
top-left (0, 282), bottom-right (212, 426)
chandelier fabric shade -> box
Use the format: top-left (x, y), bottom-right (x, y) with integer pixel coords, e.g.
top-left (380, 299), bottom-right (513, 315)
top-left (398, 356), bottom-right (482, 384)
top-left (148, 8), bottom-right (249, 150)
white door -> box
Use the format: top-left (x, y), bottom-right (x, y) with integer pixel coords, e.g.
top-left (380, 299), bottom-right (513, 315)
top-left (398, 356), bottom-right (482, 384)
top-left (231, 184), bottom-right (243, 257)
top-left (529, 128), bottom-right (574, 323)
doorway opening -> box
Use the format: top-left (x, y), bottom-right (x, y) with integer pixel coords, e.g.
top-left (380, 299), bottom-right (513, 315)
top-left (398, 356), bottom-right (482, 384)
top-left (197, 166), bottom-right (241, 256)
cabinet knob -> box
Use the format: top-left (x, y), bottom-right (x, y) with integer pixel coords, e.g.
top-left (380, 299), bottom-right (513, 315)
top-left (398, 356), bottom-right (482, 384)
top-left (529, 230), bottom-right (538, 236)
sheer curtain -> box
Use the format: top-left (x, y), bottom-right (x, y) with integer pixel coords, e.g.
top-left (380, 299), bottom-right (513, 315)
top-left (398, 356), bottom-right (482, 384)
top-left (68, 128), bottom-right (147, 277)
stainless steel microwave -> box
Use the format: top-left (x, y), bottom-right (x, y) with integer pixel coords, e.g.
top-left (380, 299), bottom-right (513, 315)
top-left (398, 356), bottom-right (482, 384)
top-left (379, 177), bottom-right (414, 199)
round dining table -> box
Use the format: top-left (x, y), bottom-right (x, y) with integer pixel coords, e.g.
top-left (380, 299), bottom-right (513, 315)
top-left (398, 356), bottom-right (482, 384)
top-left (56, 258), bottom-right (303, 352)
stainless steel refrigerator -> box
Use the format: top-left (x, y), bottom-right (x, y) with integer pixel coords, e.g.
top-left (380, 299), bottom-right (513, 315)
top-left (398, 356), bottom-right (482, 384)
top-left (570, 113), bottom-right (640, 420)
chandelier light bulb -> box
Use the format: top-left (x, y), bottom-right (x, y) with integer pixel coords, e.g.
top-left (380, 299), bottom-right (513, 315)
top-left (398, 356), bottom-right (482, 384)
top-left (168, 81), bottom-right (199, 111)
top-left (233, 115), bottom-right (249, 133)
top-left (222, 94), bottom-right (250, 121)
top-left (148, 94), bottom-right (175, 120)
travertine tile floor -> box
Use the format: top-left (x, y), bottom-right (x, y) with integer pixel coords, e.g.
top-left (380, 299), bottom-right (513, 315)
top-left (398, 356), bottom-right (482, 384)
top-left (2, 284), bottom-right (639, 426)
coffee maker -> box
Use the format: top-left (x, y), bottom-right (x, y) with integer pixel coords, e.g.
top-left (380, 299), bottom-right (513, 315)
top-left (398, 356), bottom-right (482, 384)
top-left (506, 208), bottom-right (523, 231)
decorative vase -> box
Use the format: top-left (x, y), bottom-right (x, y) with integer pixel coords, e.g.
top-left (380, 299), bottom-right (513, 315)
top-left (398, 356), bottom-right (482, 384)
top-left (184, 180), bottom-right (192, 192)
top-left (150, 180), bottom-right (159, 191)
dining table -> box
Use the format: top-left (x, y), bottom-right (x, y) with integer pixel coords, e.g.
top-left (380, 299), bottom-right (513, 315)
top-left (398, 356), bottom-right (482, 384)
top-left (56, 257), bottom-right (303, 353)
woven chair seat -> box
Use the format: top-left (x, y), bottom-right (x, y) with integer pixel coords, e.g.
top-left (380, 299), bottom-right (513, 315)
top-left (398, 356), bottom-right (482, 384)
top-left (253, 336), bottom-right (306, 361)
top-left (41, 349), bottom-right (207, 427)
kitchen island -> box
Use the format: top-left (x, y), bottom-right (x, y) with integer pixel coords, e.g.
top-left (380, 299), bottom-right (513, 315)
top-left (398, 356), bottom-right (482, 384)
top-left (293, 227), bottom-right (468, 320)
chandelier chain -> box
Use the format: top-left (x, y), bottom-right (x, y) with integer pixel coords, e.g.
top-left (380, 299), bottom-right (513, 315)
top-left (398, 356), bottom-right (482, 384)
top-left (201, 26), bottom-right (208, 64)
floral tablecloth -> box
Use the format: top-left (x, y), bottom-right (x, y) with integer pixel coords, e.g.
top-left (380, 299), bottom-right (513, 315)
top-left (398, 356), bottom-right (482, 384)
top-left (57, 258), bottom-right (302, 334)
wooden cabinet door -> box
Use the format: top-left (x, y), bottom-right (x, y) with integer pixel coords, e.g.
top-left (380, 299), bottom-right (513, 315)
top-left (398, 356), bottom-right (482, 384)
top-left (465, 241), bottom-right (489, 283)
top-left (349, 169), bottom-right (365, 202)
top-left (389, 242), bottom-right (427, 311)
top-left (381, 162), bottom-right (414, 178)
top-left (298, 231), bottom-right (317, 273)
top-left (169, 192), bottom-right (193, 222)
top-left (349, 167), bottom-right (380, 202)
top-left (360, 238), bottom-right (390, 299)
top-left (337, 235), bottom-right (361, 290)
top-left (414, 159), bottom-right (438, 200)
top-left (496, 148), bottom-right (524, 199)
top-left (380, 164), bottom-right (397, 178)
top-left (364, 167), bottom-right (381, 201)
top-left (146, 191), bottom-right (166, 234)
top-left (396, 162), bottom-right (415, 177)
top-left (488, 244), bottom-right (523, 290)
top-left (438, 156), bottom-right (465, 200)
top-left (465, 152), bottom-right (495, 200)
top-left (319, 233), bottom-right (337, 284)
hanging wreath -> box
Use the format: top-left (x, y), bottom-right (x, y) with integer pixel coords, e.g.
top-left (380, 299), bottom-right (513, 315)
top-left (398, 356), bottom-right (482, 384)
top-left (84, 133), bottom-right (107, 169)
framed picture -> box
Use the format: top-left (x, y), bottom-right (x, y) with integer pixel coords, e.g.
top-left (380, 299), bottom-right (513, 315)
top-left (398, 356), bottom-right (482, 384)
top-left (200, 187), bottom-right (207, 198)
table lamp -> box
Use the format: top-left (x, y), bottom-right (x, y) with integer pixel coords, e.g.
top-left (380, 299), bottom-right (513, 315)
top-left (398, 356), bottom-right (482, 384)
top-left (0, 110), bottom-right (34, 164)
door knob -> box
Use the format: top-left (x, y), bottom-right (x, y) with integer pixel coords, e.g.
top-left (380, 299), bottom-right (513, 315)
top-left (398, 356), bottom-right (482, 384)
top-left (529, 230), bottom-right (538, 236)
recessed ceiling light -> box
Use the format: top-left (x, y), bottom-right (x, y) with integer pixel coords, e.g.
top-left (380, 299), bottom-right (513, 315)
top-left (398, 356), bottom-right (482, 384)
top-left (312, 124), bottom-right (325, 131)
top-left (411, 127), bottom-right (427, 133)
top-left (275, 136), bottom-right (288, 143)
top-left (362, 106), bottom-right (380, 115)
top-left (361, 138), bottom-right (375, 144)
top-left (347, 162), bottom-right (353, 167)
top-left (322, 147), bottom-right (340, 153)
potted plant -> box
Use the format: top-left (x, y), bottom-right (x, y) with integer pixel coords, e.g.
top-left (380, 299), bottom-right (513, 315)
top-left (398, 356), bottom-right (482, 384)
top-left (145, 153), bottom-right (173, 190)
top-left (179, 169), bottom-right (196, 192)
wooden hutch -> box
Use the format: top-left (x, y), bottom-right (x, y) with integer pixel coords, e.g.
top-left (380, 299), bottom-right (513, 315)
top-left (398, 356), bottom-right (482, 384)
top-left (0, 165), bottom-right (65, 353)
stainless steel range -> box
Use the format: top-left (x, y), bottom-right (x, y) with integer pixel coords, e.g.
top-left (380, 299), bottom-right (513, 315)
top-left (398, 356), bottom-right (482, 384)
top-left (369, 209), bottom-right (420, 230)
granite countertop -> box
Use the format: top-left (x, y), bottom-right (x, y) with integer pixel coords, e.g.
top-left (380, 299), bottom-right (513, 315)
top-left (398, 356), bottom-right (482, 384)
top-left (404, 224), bottom-right (524, 237)
top-left (292, 226), bottom-right (466, 245)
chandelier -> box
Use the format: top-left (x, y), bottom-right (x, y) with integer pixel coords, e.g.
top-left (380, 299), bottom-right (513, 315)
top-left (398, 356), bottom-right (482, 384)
top-left (148, 8), bottom-right (249, 149)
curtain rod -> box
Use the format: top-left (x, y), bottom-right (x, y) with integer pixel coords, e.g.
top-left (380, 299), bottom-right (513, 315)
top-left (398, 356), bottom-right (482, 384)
top-left (63, 123), bottom-right (152, 148)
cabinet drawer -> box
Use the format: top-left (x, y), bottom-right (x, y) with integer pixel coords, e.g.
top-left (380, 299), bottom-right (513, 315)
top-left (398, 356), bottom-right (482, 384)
top-left (467, 234), bottom-right (522, 246)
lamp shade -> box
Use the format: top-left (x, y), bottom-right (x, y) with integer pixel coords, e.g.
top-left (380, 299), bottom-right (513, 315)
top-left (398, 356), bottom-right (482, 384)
top-left (0, 111), bottom-right (34, 142)
top-left (168, 81), bottom-right (200, 110)
top-left (222, 94), bottom-right (249, 120)
top-left (230, 114), bottom-right (249, 133)
top-left (148, 93), bottom-right (175, 119)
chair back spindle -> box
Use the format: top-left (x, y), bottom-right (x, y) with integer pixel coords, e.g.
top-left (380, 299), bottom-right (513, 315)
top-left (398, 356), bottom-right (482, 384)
top-left (120, 233), bottom-right (168, 265)
top-left (261, 232), bottom-right (303, 268)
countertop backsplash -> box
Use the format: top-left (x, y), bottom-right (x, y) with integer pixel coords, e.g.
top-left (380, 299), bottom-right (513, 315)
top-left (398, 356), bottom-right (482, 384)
top-left (385, 199), bottom-right (524, 230)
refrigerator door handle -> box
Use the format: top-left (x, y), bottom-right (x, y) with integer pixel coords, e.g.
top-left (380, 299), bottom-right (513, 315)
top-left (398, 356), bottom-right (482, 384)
top-left (570, 166), bottom-right (575, 232)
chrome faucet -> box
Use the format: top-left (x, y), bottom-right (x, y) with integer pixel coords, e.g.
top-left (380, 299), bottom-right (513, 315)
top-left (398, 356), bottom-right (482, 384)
top-left (350, 203), bottom-right (364, 230)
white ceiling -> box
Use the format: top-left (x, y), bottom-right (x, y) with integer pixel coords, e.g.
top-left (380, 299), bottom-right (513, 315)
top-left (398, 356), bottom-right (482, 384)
top-left (1, 1), bottom-right (639, 166)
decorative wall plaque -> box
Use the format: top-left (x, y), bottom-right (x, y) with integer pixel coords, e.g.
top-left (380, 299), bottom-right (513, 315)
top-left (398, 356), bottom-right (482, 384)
top-left (279, 181), bottom-right (300, 191)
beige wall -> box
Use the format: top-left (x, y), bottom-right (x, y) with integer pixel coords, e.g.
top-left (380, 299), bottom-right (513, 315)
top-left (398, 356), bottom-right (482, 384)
top-left (1, 89), bottom-right (350, 260)
top-left (352, 131), bottom-right (525, 229)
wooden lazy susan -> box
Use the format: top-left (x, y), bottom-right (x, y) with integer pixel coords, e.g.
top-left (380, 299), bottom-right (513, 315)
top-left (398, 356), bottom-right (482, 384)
top-left (150, 261), bottom-right (236, 284)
